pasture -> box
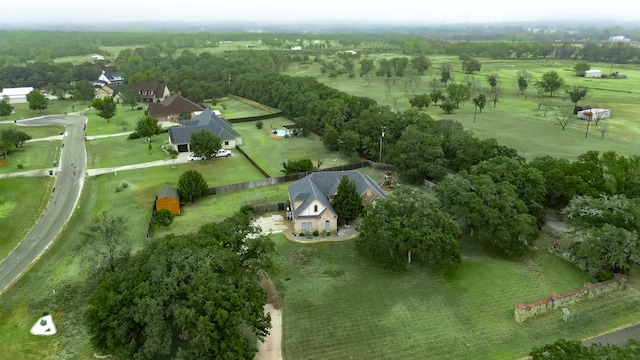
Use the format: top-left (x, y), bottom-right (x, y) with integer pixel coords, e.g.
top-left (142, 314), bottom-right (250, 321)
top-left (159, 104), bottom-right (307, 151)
top-left (284, 56), bottom-right (640, 160)
top-left (274, 235), bottom-right (640, 359)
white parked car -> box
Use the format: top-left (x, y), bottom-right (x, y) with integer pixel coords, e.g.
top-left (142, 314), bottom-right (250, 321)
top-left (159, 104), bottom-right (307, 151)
top-left (213, 149), bottom-right (232, 158)
top-left (187, 153), bottom-right (206, 161)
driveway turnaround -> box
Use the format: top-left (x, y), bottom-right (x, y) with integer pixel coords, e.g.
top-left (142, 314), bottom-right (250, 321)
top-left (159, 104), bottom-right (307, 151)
top-left (0, 115), bottom-right (86, 294)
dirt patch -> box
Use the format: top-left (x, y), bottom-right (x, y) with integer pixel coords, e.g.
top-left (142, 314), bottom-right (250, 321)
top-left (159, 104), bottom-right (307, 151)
top-left (259, 277), bottom-right (280, 310)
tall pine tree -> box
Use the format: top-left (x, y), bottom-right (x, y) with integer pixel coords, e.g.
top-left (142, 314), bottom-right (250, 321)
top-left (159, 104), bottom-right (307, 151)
top-left (333, 175), bottom-right (363, 226)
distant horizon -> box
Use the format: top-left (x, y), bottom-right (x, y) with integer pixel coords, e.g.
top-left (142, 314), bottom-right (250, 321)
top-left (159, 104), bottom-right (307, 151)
top-left (2, 0), bottom-right (639, 29)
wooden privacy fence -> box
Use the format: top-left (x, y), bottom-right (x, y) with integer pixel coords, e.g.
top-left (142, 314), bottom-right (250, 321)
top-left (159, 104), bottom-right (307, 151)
top-left (227, 94), bottom-right (281, 114)
top-left (209, 159), bottom-right (397, 196)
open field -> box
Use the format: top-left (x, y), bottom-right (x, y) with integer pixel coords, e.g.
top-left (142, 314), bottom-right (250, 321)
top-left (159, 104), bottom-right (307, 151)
top-left (51, 46), bottom-right (142, 65)
top-left (215, 97), bottom-right (273, 119)
top-left (84, 106), bottom-right (146, 136)
top-left (0, 141), bottom-right (60, 174)
top-left (234, 117), bottom-right (352, 176)
top-left (85, 134), bottom-right (168, 168)
top-left (274, 235), bottom-right (640, 359)
top-left (0, 177), bottom-right (54, 260)
top-left (284, 56), bottom-right (640, 160)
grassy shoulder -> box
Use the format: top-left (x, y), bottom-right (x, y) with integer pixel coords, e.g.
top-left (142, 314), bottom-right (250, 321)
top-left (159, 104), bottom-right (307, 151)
top-left (0, 177), bottom-right (54, 260)
top-left (0, 141), bottom-right (60, 174)
top-left (273, 235), bottom-right (640, 359)
top-left (84, 106), bottom-right (145, 136)
top-left (85, 133), bottom-right (168, 169)
top-left (3, 100), bottom-right (79, 121)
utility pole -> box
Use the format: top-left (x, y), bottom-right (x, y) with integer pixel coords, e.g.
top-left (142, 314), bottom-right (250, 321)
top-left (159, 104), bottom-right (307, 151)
top-left (379, 125), bottom-right (386, 163)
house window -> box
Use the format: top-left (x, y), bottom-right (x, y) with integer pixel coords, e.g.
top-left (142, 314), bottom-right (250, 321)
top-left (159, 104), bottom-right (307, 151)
top-left (301, 222), bottom-right (312, 232)
top-left (149, 91), bottom-right (153, 95)
top-left (314, 205), bottom-right (318, 212)
top-left (224, 141), bottom-right (229, 146)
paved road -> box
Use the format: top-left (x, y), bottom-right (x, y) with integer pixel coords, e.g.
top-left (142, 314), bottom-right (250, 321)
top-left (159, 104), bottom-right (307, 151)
top-left (0, 114), bottom-right (86, 294)
top-left (583, 322), bottom-right (640, 347)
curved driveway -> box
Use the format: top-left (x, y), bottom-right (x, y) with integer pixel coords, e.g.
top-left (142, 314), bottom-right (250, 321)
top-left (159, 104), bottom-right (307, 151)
top-left (0, 114), bottom-right (86, 294)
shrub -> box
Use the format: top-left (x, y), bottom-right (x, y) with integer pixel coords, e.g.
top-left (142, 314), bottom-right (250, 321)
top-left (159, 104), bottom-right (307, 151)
top-left (313, 230), bottom-right (319, 236)
top-left (16, 163), bottom-right (23, 169)
top-left (115, 187), bottom-right (122, 192)
top-left (148, 143), bottom-right (152, 151)
top-left (153, 209), bottom-right (174, 227)
top-left (136, 106), bottom-right (143, 110)
top-left (256, 120), bottom-right (263, 129)
top-left (128, 131), bottom-right (141, 139)
top-left (122, 182), bottom-right (129, 189)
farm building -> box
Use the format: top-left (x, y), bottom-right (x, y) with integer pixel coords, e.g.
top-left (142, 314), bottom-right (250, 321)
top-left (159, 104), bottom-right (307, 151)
top-left (156, 187), bottom-right (180, 215)
top-left (577, 108), bottom-right (611, 120)
top-left (585, 69), bottom-right (602, 78)
top-left (0, 87), bottom-right (35, 103)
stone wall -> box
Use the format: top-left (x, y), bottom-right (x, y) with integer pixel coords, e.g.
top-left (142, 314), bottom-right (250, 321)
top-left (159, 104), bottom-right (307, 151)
top-left (514, 274), bottom-right (626, 322)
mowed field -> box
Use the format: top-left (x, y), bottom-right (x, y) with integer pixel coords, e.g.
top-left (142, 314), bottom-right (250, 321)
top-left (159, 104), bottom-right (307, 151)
top-left (274, 235), bottom-right (640, 359)
top-left (284, 56), bottom-right (640, 160)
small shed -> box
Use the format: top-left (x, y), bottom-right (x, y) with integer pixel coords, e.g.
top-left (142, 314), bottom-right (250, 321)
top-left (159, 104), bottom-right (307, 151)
top-left (578, 108), bottom-right (611, 120)
top-left (585, 69), bottom-right (602, 78)
top-left (156, 187), bottom-right (180, 215)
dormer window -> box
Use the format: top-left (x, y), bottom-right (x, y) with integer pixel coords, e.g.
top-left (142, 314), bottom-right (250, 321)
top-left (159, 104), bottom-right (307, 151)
top-left (142, 91), bottom-right (147, 95)
top-left (149, 91), bottom-right (153, 95)
top-left (314, 205), bottom-right (318, 212)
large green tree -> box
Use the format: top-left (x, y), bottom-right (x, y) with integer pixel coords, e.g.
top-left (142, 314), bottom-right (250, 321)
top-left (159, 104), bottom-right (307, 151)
top-left (574, 62), bottom-right (591, 76)
top-left (189, 129), bottom-right (221, 159)
top-left (177, 170), bottom-right (209, 203)
top-left (440, 63), bottom-right (453, 86)
top-left (446, 83), bottom-right (470, 109)
top-left (85, 210), bottom-right (275, 360)
top-left (436, 173), bottom-right (539, 257)
top-left (535, 71), bottom-right (565, 97)
top-left (1, 128), bottom-right (31, 148)
top-left (411, 55), bottom-right (431, 75)
top-left (119, 87), bottom-right (141, 110)
top-left (562, 194), bottom-right (640, 278)
top-left (516, 70), bottom-right (530, 96)
top-left (135, 114), bottom-right (161, 139)
top-left (530, 339), bottom-right (640, 360)
top-left (388, 123), bottom-right (448, 184)
top-left (0, 96), bottom-right (12, 119)
top-left (357, 187), bottom-right (461, 270)
top-left (82, 212), bottom-right (130, 274)
top-left (281, 158), bottom-right (315, 174)
top-left (91, 96), bottom-right (117, 123)
top-left (73, 80), bottom-right (96, 104)
top-left (332, 175), bottom-right (363, 226)
top-left (26, 89), bottom-right (48, 113)
top-left (409, 93), bottom-right (431, 110)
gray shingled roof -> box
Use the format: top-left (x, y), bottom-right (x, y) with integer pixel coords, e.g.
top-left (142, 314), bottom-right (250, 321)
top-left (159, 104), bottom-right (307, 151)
top-left (158, 186), bottom-right (179, 201)
top-left (287, 170), bottom-right (386, 218)
top-left (103, 71), bottom-right (125, 80)
top-left (169, 108), bottom-right (241, 145)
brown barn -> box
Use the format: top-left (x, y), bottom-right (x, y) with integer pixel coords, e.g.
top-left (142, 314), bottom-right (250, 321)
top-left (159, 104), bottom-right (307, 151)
top-left (156, 187), bottom-right (180, 215)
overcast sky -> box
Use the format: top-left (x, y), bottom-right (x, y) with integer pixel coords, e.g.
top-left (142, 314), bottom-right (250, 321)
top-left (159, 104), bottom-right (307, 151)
top-left (1, 0), bottom-right (637, 24)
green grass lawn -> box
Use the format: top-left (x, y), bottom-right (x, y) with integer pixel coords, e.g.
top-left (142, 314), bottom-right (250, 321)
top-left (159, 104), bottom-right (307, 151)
top-left (0, 141), bottom-right (60, 174)
top-left (85, 134), bottom-right (168, 169)
top-left (0, 177), bottom-right (54, 260)
top-left (214, 97), bottom-right (273, 119)
top-left (0, 123), bottom-right (65, 139)
top-left (153, 182), bottom-right (291, 238)
top-left (234, 117), bottom-right (352, 176)
top-left (284, 56), bottom-right (640, 160)
top-left (84, 106), bottom-right (146, 136)
top-left (274, 235), bottom-right (640, 359)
